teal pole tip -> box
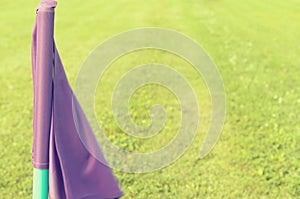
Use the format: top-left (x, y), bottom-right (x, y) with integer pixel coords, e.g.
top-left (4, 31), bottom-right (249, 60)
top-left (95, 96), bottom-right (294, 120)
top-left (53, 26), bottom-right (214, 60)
top-left (33, 168), bottom-right (49, 199)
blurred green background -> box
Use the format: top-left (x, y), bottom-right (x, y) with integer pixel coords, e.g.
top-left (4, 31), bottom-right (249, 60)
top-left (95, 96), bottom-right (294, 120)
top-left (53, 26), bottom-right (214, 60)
top-left (0, 0), bottom-right (299, 198)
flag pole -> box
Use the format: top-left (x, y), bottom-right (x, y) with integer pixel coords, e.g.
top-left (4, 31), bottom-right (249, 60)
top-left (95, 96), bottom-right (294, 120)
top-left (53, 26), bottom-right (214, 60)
top-left (32, 1), bottom-right (56, 198)
top-left (32, 0), bottom-right (123, 198)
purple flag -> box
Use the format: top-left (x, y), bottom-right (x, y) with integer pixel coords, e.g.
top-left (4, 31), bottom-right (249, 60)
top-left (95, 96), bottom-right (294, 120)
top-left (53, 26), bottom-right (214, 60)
top-left (32, 1), bottom-right (123, 198)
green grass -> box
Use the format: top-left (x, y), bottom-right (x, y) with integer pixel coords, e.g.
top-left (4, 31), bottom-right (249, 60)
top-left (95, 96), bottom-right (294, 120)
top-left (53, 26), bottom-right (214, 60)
top-left (0, 0), bottom-right (299, 198)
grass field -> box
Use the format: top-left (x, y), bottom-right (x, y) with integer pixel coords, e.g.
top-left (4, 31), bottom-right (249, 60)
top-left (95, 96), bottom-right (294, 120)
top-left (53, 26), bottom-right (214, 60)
top-left (0, 0), bottom-right (299, 198)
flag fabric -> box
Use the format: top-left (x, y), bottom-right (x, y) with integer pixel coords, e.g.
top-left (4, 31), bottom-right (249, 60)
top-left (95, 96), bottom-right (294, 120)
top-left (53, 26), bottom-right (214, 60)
top-left (32, 1), bottom-right (123, 198)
